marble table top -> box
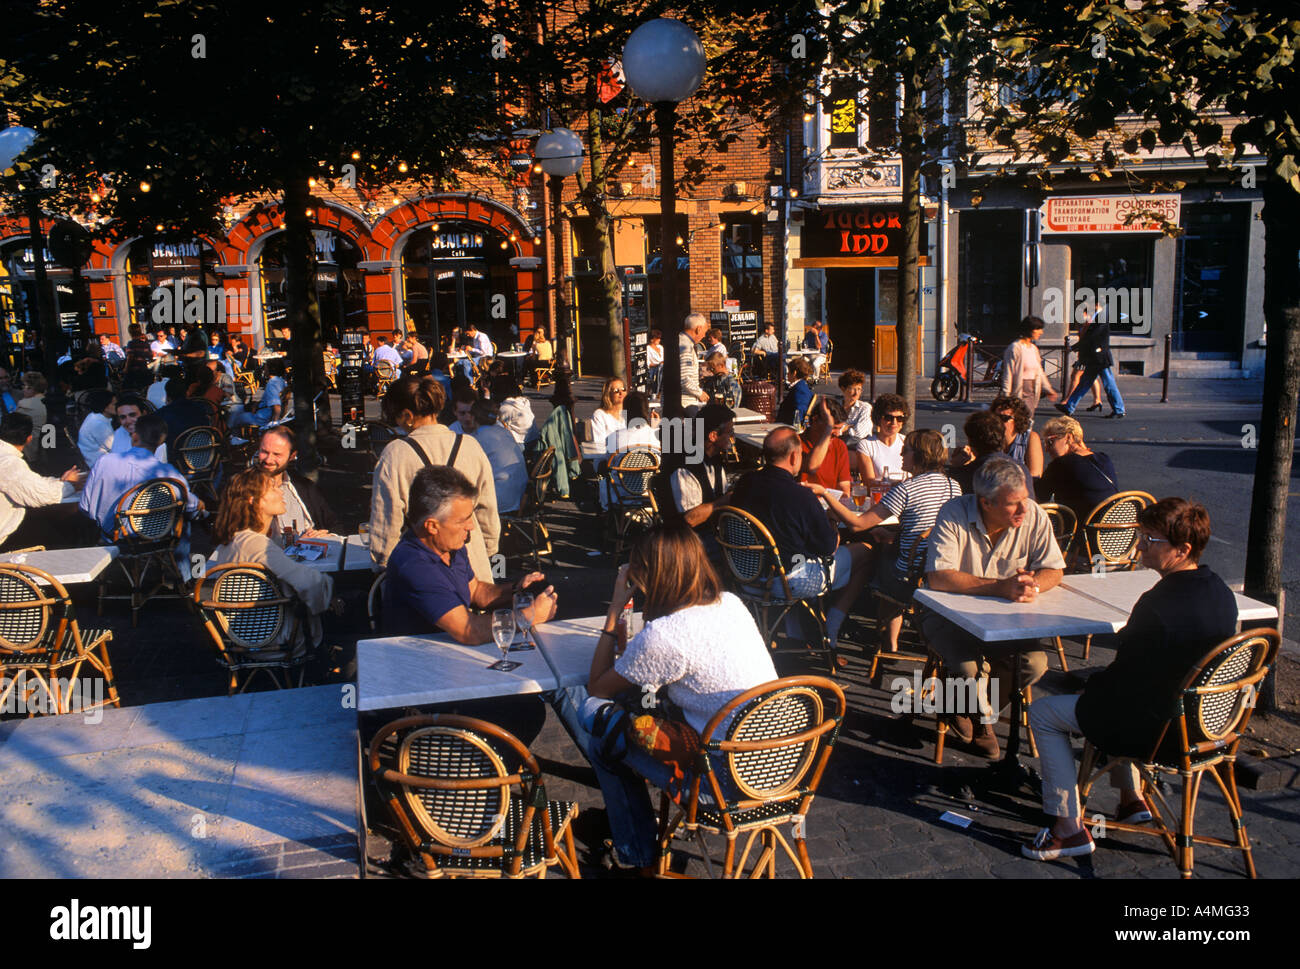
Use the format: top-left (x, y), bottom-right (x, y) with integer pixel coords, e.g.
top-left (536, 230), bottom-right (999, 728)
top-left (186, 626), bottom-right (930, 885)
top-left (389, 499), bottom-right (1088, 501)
top-left (731, 407), bottom-right (767, 425)
top-left (913, 585), bottom-right (1125, 643)
top-left (339, 533), bottom-right (374, 572)
top-left (530, 614), bottom-right (644, 688)
top-left (1061, 570), bottom-right (1278, 623)
top-left (733, 423), bottom-right (784, 449)
top-left (355, 633), bottom-right (559, 711)
top-left (0, 546), bottom-right (120, 585)
top-left (282, 536), bottom-right (345, 573)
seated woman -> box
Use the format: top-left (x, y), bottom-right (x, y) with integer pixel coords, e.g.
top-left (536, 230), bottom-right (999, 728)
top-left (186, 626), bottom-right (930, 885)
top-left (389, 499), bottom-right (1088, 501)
top-left (854, 392), bottom-right (909, 486)
top-left (808, 428), bottom-right (961, 652)
top-left (1038, 414), bottom-right (1119, 527)
top-left (774, 355), bottom-right (815, 428)
top-left (589, 376), bottom-right (627, 453)
top-left (209, 468), bottom-right (337, 651)
top-left (491, 375), bottom-right (538, 447)
top-left (554, 527), bottom-right (776, 875)
top-left (600, 391), bottom-right (660, 512)
top-left (1021, 498), bottom-right (1239, 861)
top-left (989, 394), bottom-right (1046, 479)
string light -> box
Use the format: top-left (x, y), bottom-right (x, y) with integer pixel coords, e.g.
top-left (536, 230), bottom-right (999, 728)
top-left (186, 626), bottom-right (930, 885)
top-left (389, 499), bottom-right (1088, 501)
top-left (397, 161), bottom-right (408, 173)
top-left (139, 181), bottom-right (151, 192)
top-left (351, 150), bottom-right (361, 160)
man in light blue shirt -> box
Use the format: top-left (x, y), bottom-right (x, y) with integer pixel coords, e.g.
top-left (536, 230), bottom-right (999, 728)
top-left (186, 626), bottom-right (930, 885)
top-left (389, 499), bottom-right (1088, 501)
top-left (81, 414), bottom-right (202, 574)
top-left (230, 359), bottom-right (287, 430)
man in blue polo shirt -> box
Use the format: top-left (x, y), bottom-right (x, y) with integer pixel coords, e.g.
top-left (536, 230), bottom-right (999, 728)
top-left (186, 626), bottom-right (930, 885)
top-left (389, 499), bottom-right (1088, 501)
top-left (384, 465), bottom-right (557, 641)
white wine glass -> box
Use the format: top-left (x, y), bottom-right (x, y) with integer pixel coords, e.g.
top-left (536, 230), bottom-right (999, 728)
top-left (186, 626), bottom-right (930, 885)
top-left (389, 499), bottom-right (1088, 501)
top-left (489, 609), bottom-right (519, 671)
top-left (513, 592), bottom-right (535, 651)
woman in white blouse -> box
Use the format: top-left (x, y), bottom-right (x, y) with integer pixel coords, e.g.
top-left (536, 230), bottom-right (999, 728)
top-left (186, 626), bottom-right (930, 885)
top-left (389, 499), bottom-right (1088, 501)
top-left (589, 376), bottom-right (627, 451)
top-left (209, 469), bottom-right (336, 649)
top-left (554, 527), bottom-right (776, 874)
top-left (855, 392), bottom-right (909, 486)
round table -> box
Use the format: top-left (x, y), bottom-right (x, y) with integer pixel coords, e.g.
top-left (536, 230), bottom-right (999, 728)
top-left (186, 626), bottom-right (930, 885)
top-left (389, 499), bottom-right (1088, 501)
top-left (497, 350), bottom-right (528, 383)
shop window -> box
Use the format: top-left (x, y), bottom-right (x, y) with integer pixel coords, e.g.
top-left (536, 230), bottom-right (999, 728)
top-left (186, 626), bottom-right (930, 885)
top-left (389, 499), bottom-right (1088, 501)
top-left (721, 218), bottom-right (763, 314)
top-left (1071, 237), bottom-right (1154, 334)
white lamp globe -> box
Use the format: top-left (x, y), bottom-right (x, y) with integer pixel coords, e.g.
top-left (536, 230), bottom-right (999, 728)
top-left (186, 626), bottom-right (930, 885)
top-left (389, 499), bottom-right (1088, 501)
top-left (0, 126), bottom-right (38, 172)
top-left (535, 128), bottom-right (585, 177)
top-left (622, 18), bottom-right (705, 104)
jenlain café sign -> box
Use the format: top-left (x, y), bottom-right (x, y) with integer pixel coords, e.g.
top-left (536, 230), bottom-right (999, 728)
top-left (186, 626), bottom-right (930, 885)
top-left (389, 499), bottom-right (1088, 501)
top-left (796, 205), bottom-right (928, 267)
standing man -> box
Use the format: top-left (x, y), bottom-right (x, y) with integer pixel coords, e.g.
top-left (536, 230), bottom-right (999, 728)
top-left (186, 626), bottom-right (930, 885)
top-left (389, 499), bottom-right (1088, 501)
top-left (923, 457), bottom-right (1065, 758)
top-left (1057, 299), bottom-right (1126, 419)
top-left (254, 425), bottom-right (338, 538)
top-left (678, 312), bottom-right (710, 414)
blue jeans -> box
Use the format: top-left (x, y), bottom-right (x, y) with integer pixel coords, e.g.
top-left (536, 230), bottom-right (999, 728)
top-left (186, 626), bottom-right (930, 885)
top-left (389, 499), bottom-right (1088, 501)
top-left (1064, 365), bottom-right (1124, 415)
top-left (551, 685), bottom-right (726, 869)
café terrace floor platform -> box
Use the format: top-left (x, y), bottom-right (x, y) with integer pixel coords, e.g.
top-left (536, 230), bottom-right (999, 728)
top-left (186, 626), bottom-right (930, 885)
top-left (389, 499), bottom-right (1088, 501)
top-left (0, 686), bottom-right (360, 879)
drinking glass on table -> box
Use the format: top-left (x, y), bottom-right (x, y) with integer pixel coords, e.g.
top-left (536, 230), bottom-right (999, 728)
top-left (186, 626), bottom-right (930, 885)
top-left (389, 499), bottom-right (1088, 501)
top-left (512, 592), bottom-right (536, 651)
top-left (851, 483), bottom-right (870, 508)
top-left (489, 609), bottom-right (520, 671)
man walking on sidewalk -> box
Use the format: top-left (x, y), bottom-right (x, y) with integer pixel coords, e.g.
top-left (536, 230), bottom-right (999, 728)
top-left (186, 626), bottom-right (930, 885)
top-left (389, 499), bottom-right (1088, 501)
top-left (1057, 300), bottom-right (1125, 419)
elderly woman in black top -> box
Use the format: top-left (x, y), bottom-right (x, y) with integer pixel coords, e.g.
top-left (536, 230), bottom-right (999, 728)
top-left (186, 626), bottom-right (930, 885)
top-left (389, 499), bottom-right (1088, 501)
top-left (1038, 415), bottom-right (1119, 525)
top-left (1021, 498), bottom-right (1239, 862)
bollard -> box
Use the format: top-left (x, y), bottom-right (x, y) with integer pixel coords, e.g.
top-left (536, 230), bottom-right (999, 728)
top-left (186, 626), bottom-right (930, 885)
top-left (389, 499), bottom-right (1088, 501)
top-left (1161, 333), bottom-right (1171, 403)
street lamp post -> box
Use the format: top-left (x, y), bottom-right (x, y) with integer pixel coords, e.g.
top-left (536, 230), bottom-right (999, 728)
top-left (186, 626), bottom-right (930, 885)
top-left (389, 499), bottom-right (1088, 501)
top-left (534, 128), bottom-right (584, 375)
top-left (623, 18), bottom-right (705, 420)
top-left (0, 126), bottom-right (61, 383)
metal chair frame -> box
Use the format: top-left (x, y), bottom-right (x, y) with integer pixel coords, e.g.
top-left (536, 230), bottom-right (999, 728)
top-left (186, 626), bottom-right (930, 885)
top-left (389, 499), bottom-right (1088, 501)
top-left (193, 562), bottom-right (306, 694)
top-left (501, 446), bottom-right (556, 571)
top-left (713, 506), bottom-right (837, 674)
top-left (1038, 502), bottom-right (1080, 670)
top-left (1079, 629), bottom-right (1280, 879)
top-left (866, 528), bottom-right (932, 684)
top-left (603, 446), bottom-right (662, 562)
top-left (97, 477), bottom-right (190, 627)
top-left (368, 714), bottom-right (580, 879)
top-left (656, 676), bottom-right (845, 879)
top-left (0, 564), bottom-right (121, 716)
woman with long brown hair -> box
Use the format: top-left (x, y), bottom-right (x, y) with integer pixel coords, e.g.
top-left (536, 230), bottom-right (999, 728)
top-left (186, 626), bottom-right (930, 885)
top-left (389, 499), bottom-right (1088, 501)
top-left (589, 375), bottom-right (627, 454)
top-left (554, 526), bottom-right (775, 874)
top-left (210, 468), bottom-right (335, 647)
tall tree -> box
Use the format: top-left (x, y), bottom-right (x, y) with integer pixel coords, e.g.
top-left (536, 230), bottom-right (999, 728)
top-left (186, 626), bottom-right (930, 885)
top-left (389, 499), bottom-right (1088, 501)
top-left (2, 0), bottom-right (498, 467)
top-left (824, 1), bottom-right (995, 420)
top-left (985, 0), bottom-right (1299, 677)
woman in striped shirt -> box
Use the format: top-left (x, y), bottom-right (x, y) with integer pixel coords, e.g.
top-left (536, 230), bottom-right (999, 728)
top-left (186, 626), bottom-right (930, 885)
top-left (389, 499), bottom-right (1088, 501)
top-left (806, 428), bottom-right (961, 651)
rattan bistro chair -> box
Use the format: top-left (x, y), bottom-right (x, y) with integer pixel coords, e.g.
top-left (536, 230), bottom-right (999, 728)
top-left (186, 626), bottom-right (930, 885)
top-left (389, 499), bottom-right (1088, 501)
top-left (604, 446), bottom-right (661, 562)
top-left (1077, 490), bottom-right (1156, 573)
top-left (714, 506), bottom-right (837, 674)
top-left (1079, 629), bottom-right (1280, 878)
top-left (368, 714), bottom-right (580, 879)
top-left (501, 446), bottom-right (556, 571)
top-left (1037, 503), bottom-right (1081, 671)
top-left (193, 563), bottom-right (306, 694)
top-left (374, 359), bottom-right (399, 398)
top-left (171, 425), bottom-right (223, 506)
top-left (98, 477), bottom-right (190, 626)
top-left (656, 676), bottom-right (845, 878)
top-left (0, 564), bottom-right (120, 717)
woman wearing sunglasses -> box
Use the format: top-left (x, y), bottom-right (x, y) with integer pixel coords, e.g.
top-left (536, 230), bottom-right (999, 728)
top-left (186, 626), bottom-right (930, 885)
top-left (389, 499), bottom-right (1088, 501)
top-left (1038, 414), bottom-right (1119, 526)
top-left (853, 393), bottom-right (909, 487)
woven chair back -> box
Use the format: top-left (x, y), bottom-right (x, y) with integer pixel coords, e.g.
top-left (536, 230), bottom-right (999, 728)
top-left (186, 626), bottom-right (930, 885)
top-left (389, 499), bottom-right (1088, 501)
top-left (209, 566), bottom-right (288, 649)
top-left (607, 447), bottom-right (660, 504)
top-left (1083, 491), bottom-right (1155, 565)
top-left (1038, 502), bottom-right (1078, 556)
top-left (399, 726), bottom-right (511, 848)
top-left (724, 686), bottom-right (824, 800)
top-left (375, 360), bottom-right (397, 380)
top-left (0, 565), bottom-right (61, 656)
top-left (1182, 630), bottom-right (1279, 745)
top-left (115, 478), bottom-right (186, 542)
top-left (715, 506), bottom-right (781, 586)
top-left (524, 446), bottom-right (556, 511)
top-left (173, 425), bottom-right (221, 475)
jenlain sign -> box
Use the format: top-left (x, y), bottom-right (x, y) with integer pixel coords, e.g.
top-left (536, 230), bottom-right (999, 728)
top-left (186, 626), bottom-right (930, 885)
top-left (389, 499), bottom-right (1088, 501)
top-left (801, 205), bottom-right (926, 262)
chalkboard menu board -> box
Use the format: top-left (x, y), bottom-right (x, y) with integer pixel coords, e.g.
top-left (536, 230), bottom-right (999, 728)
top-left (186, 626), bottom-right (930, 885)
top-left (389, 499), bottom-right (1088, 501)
top-left (624, 273), bottom-right (649, 393)
top-left (709, 309), bottom-right (760, 354)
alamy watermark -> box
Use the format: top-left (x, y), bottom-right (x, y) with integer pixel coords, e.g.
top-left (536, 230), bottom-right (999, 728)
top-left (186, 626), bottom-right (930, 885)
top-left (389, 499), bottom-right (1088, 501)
top-left (889, 669), bottom-right (1000, 724)
top-left (625, 416), bottom-right (705, 465)
top-left (2, 673), bottom-right (105, 723)
top-left (1041, 280), bottom-right (1152, 335)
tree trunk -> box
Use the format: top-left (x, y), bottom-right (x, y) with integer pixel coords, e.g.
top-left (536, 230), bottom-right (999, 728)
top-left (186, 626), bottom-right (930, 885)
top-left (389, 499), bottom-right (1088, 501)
top-left (282, 175), bottom-right (325, 470)
top-left (895, 68), bottom-right (922, 424)
top-left (1244, 177), bottom-right (1300, 709)
top-left (586, 105), bottom-right (628, 382)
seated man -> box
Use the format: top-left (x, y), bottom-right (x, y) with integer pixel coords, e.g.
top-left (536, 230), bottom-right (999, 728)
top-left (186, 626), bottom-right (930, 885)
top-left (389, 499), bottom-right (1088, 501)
top-left (448, 386), bottom-right (478, 435)
top-left (1021, 497), bottom-right (1238, 861)
top-left (458, 322), bottom-right (493, 381)
top-left (0, 413), bottom-right (93, 552)
top-left (731, 425), bottom-right (871, 648)
top-left (110, 395), bottom-right (166, 460)
top-left (229, 360), bottom-right (287, 431)
top-left (751, 323), bottom-right (780, 380)
top-left (80, 413), bottom-right (203, 576)
top-left (254, 425), bottom-right (337, 538)
top-left (76, 389), bottom-right (118, 468)
top-left (948, 410), bottom-right (1035, 500)
top-left (800, 397), bottom-right (852, 495)
top-left (154, 376), bottom-right (210, 454)
top-left (663, 403), bottom-right (734, 559)
top-left (384, 465), bottom-right (556, 642)
top-left (923, 456), bottom-right (1063, 758)
top-left (469, 399), bottom-right (528, 514)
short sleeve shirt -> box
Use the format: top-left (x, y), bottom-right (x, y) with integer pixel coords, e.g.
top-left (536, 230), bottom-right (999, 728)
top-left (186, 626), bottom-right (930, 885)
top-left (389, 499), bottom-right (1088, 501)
top-left (383, 533), bottom-right (475, 637)
top-left (856, 434), bottom-right (905, 480)
top-left (925, 494), bottom-right (1066, 579)
top-left (800, 434), bottom-right (851, 491)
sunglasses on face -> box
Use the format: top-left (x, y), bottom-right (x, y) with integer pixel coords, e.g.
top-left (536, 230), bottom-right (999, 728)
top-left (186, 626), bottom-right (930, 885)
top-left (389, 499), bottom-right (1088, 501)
top-left (880, 413), bottom-right (905, 423)
top-left (997, 413), bottom-right (1015, 422)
